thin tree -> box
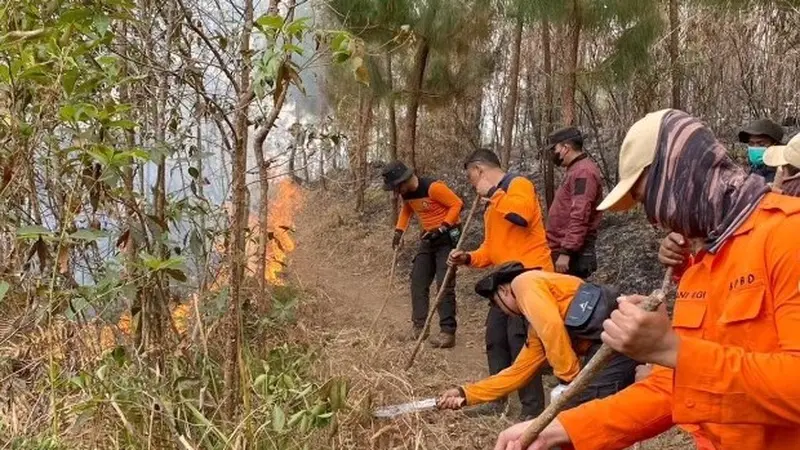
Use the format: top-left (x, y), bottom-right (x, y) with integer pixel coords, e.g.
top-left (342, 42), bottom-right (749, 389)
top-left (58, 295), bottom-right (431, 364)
top-left (500, 16), bottom-right (524, 168)
top-left (668, 0), bottom-right (682, 109)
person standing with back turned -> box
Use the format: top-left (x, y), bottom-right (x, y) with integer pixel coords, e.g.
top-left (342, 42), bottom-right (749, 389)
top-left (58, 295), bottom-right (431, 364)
top-left (448, 149), bottom-right (553, 420)
top-left (382, 161), bottom-right (464, 348)
top-left (545, 127), bottom-right (604, 278)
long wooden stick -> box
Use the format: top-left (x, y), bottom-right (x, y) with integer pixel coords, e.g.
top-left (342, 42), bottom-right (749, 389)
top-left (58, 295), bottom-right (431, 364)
top-left (404, 196), bottom-right (481, 370)
top-left (368, 246), bottom-right (401, 333)
top-left (518, 267), bottom-right (674, 448)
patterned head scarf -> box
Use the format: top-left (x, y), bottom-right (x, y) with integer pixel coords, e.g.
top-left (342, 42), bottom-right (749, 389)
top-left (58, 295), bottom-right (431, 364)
top-left (642, 110), bottom-right (770, 253)
top-left (778, 173), bottom-right (800, 197)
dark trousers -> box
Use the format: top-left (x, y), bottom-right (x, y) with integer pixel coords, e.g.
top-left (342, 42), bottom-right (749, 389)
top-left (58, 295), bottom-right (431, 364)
top-left (553, 242), bottom-right (597, 280)
top-left (563, 342), bottom-right (637, 409)
top-left (486, 304), bottom-right (545, 416)
top-left (411, 235), bottom-right (457, 334)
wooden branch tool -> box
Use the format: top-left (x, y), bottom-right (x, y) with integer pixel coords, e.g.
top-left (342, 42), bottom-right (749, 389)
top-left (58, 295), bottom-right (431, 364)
top-left (368, 245), bottom-right (401, 333)
top-left (518, 267), bottom-right (675, 448)
top-left (404, 196), bottom-right (481, 370)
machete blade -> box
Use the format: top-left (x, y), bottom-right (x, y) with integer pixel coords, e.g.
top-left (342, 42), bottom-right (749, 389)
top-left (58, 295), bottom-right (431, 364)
top-left (373, 398), bottom-right (438, 419)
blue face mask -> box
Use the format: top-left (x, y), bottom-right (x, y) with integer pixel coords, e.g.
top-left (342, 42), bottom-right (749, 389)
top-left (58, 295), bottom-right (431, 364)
top-left (747, 147), bottom-right (767, 166)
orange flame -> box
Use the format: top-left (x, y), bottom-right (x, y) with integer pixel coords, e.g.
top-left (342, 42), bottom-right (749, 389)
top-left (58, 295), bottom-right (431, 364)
top-left (259, 179), bottom-right (304, 284)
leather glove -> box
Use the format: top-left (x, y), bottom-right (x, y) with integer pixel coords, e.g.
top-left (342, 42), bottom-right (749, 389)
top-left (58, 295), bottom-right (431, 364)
top-left (392, 230), bottom-right (403, 249)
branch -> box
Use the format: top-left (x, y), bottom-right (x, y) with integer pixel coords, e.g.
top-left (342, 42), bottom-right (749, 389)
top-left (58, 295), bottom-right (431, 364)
top-left (253, 77), bottom-right (290, 150)
top-left (174, 0), bottom-right (240, 93)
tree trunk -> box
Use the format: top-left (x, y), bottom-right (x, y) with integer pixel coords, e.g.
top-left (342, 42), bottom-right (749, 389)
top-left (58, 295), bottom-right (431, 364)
top-left (225, 0), bottom-right (254, 420)
top-left (501, 17), bottom-right (524, 169)
top-left (256, 156), bottom-right (271, 300)
top-left (562, 1), bottom-right (582, 127)
top-left (542, 20), bottom-right (556, 209)
top-left (405, 40), bottom-right (429, 170)
top-left (289, 144), bottom-right (297, 177)
top-left (668, 0), bottom-right (682, 110)
top-left (355, 90), bottom-right (374, 212)
top-left (385, 50), bottom-right (399, 226)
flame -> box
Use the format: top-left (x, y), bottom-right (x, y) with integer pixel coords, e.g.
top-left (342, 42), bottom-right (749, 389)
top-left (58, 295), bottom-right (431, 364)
top-left (262, 179), bottom-right (304, 284)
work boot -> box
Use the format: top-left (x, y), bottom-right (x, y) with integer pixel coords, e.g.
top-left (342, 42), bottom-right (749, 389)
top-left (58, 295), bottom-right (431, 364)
top-left (464, 398), bottom-right (507, 417)
top-left (428, 332), bottom-right (456, 349)
top-left (411, 326), bottom-right (429, 341)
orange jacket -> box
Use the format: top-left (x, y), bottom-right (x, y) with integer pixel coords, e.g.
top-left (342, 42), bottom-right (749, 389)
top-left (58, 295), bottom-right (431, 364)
top-left (468, 174), bottom-right (553, 271)
top-left (395, 178), bottom-right (463, 232)
top-left (462, 271), bottom-right (584, 405)
top-left (559, 193), bottom-right (800, 450)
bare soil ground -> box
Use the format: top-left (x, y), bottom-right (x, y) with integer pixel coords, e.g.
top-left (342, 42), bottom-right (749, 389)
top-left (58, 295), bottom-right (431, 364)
top-left (291, 189), bottom-right (694, 449)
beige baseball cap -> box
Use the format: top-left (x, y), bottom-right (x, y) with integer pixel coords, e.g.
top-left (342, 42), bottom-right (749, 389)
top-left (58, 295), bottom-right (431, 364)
top-left (597, 109), bottom-right (672, 211)
top-left (763, 133), bottom-right (800, 168)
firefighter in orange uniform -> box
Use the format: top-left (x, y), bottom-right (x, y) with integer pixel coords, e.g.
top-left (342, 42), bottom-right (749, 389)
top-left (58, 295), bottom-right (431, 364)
top-left (382, 161), bottom-right (463, 348)
top-left (437, 263), bottom-right (635, 412)
top-left (448, 149), bottom-right (553, 419)
top-left (495, 109), bottom-right (800, 450)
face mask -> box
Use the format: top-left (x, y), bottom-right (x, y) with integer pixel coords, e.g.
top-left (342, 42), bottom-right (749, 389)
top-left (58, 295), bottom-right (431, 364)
top-left (551, 151), bottom-right (564, 166)
top-left (747, 147), bottom-right (767, 166)
top-left (551, 145), bottom-right (565, 166)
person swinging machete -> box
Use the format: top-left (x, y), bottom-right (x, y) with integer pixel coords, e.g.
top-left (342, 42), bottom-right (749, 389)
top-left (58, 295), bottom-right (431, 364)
top-left (437, 262), bottom-right (637, 411)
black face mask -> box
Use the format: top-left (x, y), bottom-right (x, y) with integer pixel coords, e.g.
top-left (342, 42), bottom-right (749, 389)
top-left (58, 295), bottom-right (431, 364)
top-left (551, 151), bottom-right (564, 166)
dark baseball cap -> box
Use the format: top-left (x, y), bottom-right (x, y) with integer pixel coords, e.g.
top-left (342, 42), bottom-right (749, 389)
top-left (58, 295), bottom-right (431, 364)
top-left (547, 126), bottom-right (583, 151)
top-left (474, 261), bottom-right (539, 300)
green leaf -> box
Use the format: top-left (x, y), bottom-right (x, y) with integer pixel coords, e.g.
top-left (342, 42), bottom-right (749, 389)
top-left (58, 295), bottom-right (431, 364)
top-left (94, 15), bottom-right (111, 36)
top-left (285, 17), bottom-right (310, 37)
top-left (164, 268), bottom-right (187, 282)
top-left (141, 254), bottom-right (186, 273)
top-left (71, 229), bottom-right (107, 242)
top-left (62, 69), bottom-right (79, 95)
top-left (272, 405), bottom-right (286, 433)
top-left (0, 282), bottom-right (9, 304)
top-left (108, 119), bottom-right (137, 130)
top-left (188, 167), bottom-right (200, 179)
top-left (19, 65), bottom-right (49, 84)
top-left (185, 403), bottom-right (228, 442)
top-left (59, 104), bottom-right (77, 122)
top-left (16, 225), bottom-right (53, 239)
top-left (330, 32), bottom-right (348, 53)
top-left (256, 14), bottom-right (284, 31)
top-left (0, 64), bottom-right (11, 83)
top-left (282, 43), bottom-right (304, 56)
top-left (60, 8), bottom-right (94, 25)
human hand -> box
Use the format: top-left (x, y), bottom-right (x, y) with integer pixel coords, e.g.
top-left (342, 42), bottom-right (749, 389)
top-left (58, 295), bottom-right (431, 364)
top-left (494, 418), bottom-right (570, 450)
top-left (447, 250), bottom-right (470, 267)
top-left (602, 295), bottom-right (680, 368)
top-left (555, 254), bottom-right (570, 273)
top-left (392, 230), bottom-right (403, 250)
top-left (658, 232), bottom-right (689, 268)
top-left (437, 388), bottom-right (465, 410)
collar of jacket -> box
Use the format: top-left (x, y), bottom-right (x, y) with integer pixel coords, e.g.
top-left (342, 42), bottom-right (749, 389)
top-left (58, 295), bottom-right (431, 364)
top-left (566, 152), bottom-right (589, 170)
top-left (486, 172), bottom-right (516, 198)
